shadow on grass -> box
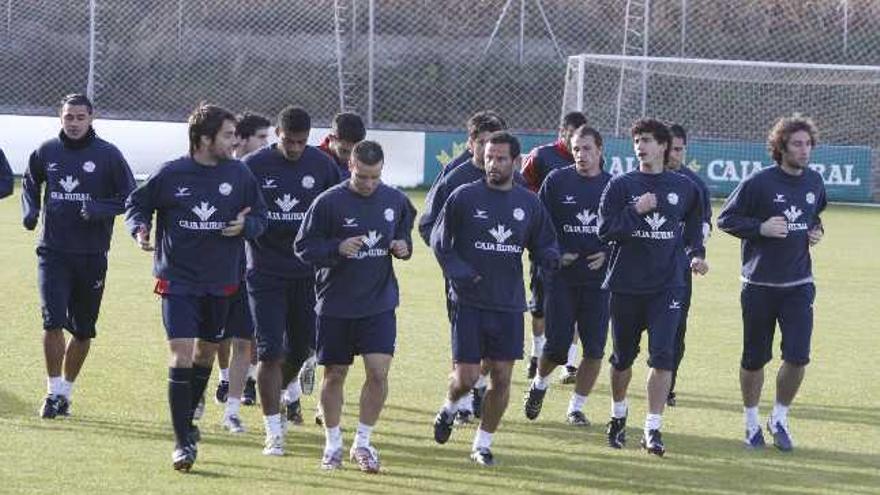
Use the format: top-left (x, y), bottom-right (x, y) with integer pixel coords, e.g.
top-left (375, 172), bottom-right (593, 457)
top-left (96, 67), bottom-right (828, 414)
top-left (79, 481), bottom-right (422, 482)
top-left (0, 386), bottom-right (31, 418)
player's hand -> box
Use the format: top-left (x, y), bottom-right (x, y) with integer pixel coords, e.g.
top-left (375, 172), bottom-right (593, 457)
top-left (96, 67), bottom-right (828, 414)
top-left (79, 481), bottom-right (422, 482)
top-left (339, 235), bottom-right (365, 258)
top-left (633, 192), bottom-right (657, 214)
top-left (23, 215), bottom-right (38, 231)
top-left (560, 252), bottom-right (579, 267)
top-left (759, 216), bottom-right (788, 238)
top-left (222, 207), bottom-right (251, 237)
top-left (808, 226), bottom-right (824, 246)
top-left (80, 201), bottom-right (91, 221)
top-left (690, 257), bottom-right (709, 275)
top-left (136, 225), bottom-right (154, 251)
top-left (390, 239), bottom-right (410, 259)
top-left (586, 251), bottom-right (606, 270)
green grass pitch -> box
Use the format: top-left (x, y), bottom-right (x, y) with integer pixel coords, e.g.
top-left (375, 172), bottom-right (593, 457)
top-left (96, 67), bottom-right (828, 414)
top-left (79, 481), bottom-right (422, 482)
top-left (0, 188), bottom-right (877, 494)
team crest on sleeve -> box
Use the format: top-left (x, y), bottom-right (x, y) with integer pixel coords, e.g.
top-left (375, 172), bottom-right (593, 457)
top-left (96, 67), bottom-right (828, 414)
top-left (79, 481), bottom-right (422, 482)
top-left (667, 192), bottom-right (679, 205)
top-left (384, 208), bottom-right (395, 222)
top-left (302, 175), bottom-right (315, 189)
top-left (82, 161), bottom-right (96, 173)
top-left (512, 208), bottom-right (525, 221)
top-left (806, 192), bottom-right (816, 204)
top-left (219, 182), bottom-right (232, 195)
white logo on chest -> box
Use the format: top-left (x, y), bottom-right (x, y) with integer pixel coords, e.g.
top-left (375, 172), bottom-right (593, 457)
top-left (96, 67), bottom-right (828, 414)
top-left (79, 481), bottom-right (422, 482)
top-left (274, 194), bottom-right (300, 212)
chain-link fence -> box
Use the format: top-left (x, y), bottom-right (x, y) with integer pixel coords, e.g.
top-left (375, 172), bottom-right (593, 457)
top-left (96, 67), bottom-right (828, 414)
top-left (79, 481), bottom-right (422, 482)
top-left (2, 0), bottom-right (879, 131)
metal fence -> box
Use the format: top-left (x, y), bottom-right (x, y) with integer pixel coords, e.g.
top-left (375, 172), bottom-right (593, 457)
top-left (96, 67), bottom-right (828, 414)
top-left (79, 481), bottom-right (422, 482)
top-left (2, 0), bottom-right (879, 131)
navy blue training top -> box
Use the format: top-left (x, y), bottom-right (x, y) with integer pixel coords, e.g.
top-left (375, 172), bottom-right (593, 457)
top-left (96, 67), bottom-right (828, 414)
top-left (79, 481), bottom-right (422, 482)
top-left (717, 165), bottom-right (826, 287)
top-left (125, 156), bottom-right (267, 295)
top-left (598, 169), bottom-right (704, 294)
top-left (22, 130), bottom-right (136, 254)
top-left (431, 180), bottom-right (560, 312)
top-left (294, 181), bottom-right (416, 318)
top-left (243, 144), bottom-right (341, 279)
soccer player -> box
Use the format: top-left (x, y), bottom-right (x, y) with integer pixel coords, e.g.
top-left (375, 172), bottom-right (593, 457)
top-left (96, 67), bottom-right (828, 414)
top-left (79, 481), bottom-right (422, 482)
top-left (665, 123), bottom-right (713, 407)
top-left (430, 131), bottom-right (560, 466)
top-left (1, 147), bottom-right (13, 199)
top-left (318, 112), bottom-right (366, 180)
top-left (244, 106), bottom-right (341, 456)
top-left (294, 140), bottom-right (415, 473)
top-left (21, 93), bottom-right (135, 419)
top-left (523, 125), bottom-right (612, 426)
top-left (125, 103), bottom-right (267, 471)
top-left (521, 111), bottom-right (588, 382)
top-left (419, 111), bottom-right (508, 424)
top-left (598, 118), bottom-right (707, 456)
top-left (717, 115), bottom-right (826, 452)
top-left (212, 112), bottom-right (272, 431)
top-left (426, 111), bottom-right (506, 191)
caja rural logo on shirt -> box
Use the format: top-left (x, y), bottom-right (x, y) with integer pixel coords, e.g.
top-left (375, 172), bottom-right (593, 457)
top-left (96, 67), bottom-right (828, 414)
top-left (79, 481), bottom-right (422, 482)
top-left (475, 223), bottom-right (522, 254)
top-left (782, 205), bottom-right (808, 231)
top-left (633, 212), bottom-right (674, 240)
top-left (178, 200), bottom-right (227, 230)
top-left (563, 209), bottom-right (598, 234)
top-left (352, 230), bottom-right (389, 259)
top-left (51, 175), bottom-right (91, 202)
top-left (268, 193), bottom-right (305, 221)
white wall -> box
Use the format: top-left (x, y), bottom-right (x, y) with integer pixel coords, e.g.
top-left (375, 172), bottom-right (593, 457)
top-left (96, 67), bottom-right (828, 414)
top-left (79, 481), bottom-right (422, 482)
top-left (0, 115), bottom-right (425, 187)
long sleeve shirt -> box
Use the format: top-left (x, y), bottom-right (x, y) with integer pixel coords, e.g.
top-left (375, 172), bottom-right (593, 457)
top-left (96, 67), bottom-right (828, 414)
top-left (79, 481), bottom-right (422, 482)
top-left (717, 165), bottom-right (826, 287)
top-left (598, 170), bottom-right (704, 294)
top-left (674, 165), bottom-right (713, 240)
top-left (124, 156), bottom-right (267, 295)
top-left (294, 182), bottom-right (416, 318)
top-left (0, 148), bottom-right (13, 199)
top-left (419, 159), bottom-right (526, 246)
top-left (539, 165), bottom-right (612, 287)
top-left (243, 144), bottom-right (341, 279)
top-left (431, 180), bottom-right (560, 312)
top-left (521, 140), bottom-right (573, 193)
top-left (21, 129), bottom-right (135, 253)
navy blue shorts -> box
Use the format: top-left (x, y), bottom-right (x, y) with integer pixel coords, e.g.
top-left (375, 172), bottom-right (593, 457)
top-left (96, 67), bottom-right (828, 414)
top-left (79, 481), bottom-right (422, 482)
top-left (451, 305), bottom-right (524, 364)
top-left (609, 289), bottom-right (685, 371)
top-left (741, 283), bottom-right (815, 370)
top-left (247, 271), bottom-right (316, 363)
top-left (543, 277), bottom-right (610, 364)
top-left (316, 310), bottom-right (396, 366)
top-left (527, 261), bottom-right (545, 318)
top-left (37, 247), bottom-right (107, 339)
top-left (220, 283), bottom-right (254, 340)
top-left (161, 293), bottom-right (230, 343)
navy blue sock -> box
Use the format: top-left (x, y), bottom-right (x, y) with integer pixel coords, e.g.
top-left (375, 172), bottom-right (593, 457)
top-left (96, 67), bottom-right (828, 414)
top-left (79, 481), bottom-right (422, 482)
top-left (189, 365), bottom-right (212, 423)
top-left (168, 367), bottom-right (193, 448)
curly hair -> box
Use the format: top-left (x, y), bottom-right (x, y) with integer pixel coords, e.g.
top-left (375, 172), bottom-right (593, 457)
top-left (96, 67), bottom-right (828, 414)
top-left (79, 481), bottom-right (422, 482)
top-left (767, 115), bottom-right (818, 164)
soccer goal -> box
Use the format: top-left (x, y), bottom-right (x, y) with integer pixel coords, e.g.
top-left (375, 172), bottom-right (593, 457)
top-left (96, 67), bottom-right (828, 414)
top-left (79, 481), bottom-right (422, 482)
top-left (560, 54), bottom-right (880, 202)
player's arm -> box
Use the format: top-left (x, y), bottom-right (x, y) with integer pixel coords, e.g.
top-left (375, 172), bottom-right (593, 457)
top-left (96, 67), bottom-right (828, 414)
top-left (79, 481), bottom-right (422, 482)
top-left (21, 150), bottom-right (45, 230)
top-left (699, 178), bottom-right (713, 241)
top-left (81, 150), bottom-right (137, 220)
top-left (683, 184), bottom-right (708, 274)
top-left (808, 185), bottom-right (828, 247)
top-left (597, 179), bottom-right (642, 243)
top-left (293, 197), bottom-right (343, 267)
top-left (0, 149), bottom-right (13, 199)
top-left (124, 169), bottom-right (163, 251)
top-left (223, 167), bottom-right (269, 239)
top-left (526, 201), bottom-right (561, 271)
top-left (717, 179), bottom-right (765, 239)
top-left (430, 192), bottom-right (480, 285)
top-left (418, 178), bottom-right (447, 246)
top-left (390, 196), bottom-right (417, 260)
top-left (520, 151), bottom-right (542, 193)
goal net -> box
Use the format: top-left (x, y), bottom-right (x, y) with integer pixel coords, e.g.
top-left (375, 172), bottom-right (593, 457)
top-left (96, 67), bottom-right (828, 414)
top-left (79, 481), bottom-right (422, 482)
top-left (560, 54), bottom-right (880, 202)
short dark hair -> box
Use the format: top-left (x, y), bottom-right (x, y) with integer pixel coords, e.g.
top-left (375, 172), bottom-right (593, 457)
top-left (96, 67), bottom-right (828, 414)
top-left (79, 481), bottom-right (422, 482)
top-left (466, 110), bottom-right (507, 139)
top-left (561, 111), bottom-right (588, 130)
top-left (235, 112), bottom-right (271, 139)
top-left (767, 115), bottom-right (818, 164)
top-left (352, 140), bottom-right (384, 166)
top-left (631, 118), bottom-right (672, 165)
top-left (60, 93), bottom-right (93, 114)
top-left (668, 123), bottom-right (688, 144)
top-left (277, 106), bottom-right (311, 133)
top-left (188, 103), bottom-right (236, 154)
top-left (332, 112), bottom-right (366, 143)
top-left (487, 131), bottom-right (521, 159)
top-left (570, 125), bottom-right (604, 149)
